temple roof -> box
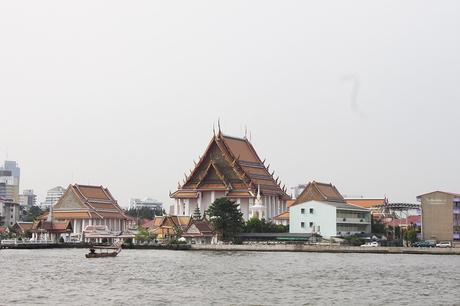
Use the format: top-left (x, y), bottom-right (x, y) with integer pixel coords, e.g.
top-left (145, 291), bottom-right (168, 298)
top-left (41, 184), bottom-right (129, 220)
top-left (171, 132), bottom-right (290, 200)
top-left (31, 220), bottom-right (72, 233)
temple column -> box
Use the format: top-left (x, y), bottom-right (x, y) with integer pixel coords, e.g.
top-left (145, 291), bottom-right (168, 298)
top-left (211, 191), bottom-right (216, 204)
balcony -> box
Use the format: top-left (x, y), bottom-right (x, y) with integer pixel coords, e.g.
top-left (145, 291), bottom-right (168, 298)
top-left (454, 232), bottom-right (460, 240)
top-left (336, 218), bottom-right (371, 224)
top-left (454, 197), bottom-right (460, 203)
top-left (453, 208), bottom-right (460, 214)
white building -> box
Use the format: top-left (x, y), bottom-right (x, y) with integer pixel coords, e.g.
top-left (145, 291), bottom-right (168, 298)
top-left (290, 181), bottom-right (371, 239)
top-left (130, 197), bottom-right (163, 211)
top-left (41, 186), bottom-right (66, 209)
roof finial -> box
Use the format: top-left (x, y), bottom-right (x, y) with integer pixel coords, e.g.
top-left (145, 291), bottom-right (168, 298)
top-left (244, 125), bottom-right (248, 139)
top-left (218, 118), bottom-right (221, 134)
top-left (213, 123), bottom-right (216, 136)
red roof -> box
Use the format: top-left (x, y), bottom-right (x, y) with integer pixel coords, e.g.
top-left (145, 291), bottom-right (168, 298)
top-left (384, 215), bottom-right (421, 227)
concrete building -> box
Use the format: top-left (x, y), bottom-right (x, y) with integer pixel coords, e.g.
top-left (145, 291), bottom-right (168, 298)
top-left (41, 186), bottom-right (66, 209)
top-left (19, 189), bottom-right (37, 207)
top-left (0, 161), bottom-right (20, 203)
top-left (170, 130), bottom-right (290, 221)
top-left (290, 181), bottom-right (371, 239)
top-left (0, 197), bottom-right (20, 227)
top-left (129, 197), bottom-right (163, 211)
top-left (417, 191), bottom-right (460, 242)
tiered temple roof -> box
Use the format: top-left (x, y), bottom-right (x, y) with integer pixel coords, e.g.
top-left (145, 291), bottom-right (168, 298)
top-left (40, 184), bottom-right (129, 220)
top-left (171, 132), bottom-right (290, 200)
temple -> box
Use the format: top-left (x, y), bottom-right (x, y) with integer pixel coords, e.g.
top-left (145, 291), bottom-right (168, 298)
top-left (39, 184), bottom-right (132, 242)
top-left (170, 130), bottom-right (290, 220)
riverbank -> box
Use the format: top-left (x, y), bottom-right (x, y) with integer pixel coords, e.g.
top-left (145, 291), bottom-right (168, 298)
top-left (190, 244), bottom-right (460, 255)
top-left (0, 242), bottom-right (191, 251)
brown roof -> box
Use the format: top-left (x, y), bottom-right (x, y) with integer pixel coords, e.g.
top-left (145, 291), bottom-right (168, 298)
top-left (172, 132), bottom-right (290, 200)
top-left (182, 219), bottom-right (214, 237)
top-left (15, 222), bottom-right (34, 232)
top-left (293, 181), bottom-right (345, 206)
top-left (32, 220), bottom-right (72, 233)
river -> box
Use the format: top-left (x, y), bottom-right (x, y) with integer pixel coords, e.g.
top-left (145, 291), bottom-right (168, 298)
top-left (0, 249), bottom-right (459, 305)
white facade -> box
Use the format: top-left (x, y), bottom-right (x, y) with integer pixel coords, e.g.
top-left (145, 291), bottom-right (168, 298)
top-left (173, 190), bottom-right (287, 221)
top-left (290, 200), bottom-right (371, 239)
top-left (41, 186), bottom-right (65, 209)
top-left (130, 197), bottom-right (163, 210)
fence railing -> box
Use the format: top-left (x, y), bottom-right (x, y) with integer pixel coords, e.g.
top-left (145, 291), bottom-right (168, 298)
top-left (0, 239), bottom-right (54, 245)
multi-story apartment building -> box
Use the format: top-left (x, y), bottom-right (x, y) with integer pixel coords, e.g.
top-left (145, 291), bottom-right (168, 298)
top-left (20, 189), bottom-right (37, 207)
top-left (417, 191), bottom-right (460, 242)
top-left (290, 181), bottom-right (371, 239)
top-left (0, 197), bottom-right (20, 227)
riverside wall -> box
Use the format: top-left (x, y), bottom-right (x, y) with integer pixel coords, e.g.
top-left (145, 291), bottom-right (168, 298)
top-left (190, 244), bottom-right (460, 255)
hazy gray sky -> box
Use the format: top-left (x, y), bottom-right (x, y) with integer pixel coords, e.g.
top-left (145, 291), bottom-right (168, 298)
top-left (1, 1), bottom-right (459, 207)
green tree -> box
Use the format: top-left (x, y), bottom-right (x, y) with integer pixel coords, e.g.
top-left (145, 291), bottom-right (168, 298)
top-left (244, 218), bottom-right (288, 233)
top-left (125, 207), bottom-right (163, 220)
top-left (135, 228), bottom-right (155, 243)
top-left (22, 206), bottom-right (43, 222)
top-left (404, 228), bottom-right (417, 245)
top-left (371, 218), bottom-right (386, 235)
top-left (207, 198), bottom-right (244, 242)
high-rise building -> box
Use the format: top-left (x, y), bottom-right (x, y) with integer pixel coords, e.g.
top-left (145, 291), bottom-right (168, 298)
top-left (0, 160), bottom-right (20, 203)
top-left (41, 186), bottom-right (66, 209)
top-left (19, 189), bottom-right (37, 207)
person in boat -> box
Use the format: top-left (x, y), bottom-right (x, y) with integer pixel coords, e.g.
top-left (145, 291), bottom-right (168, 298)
top-left (90, 248), bottom-right (96, 254)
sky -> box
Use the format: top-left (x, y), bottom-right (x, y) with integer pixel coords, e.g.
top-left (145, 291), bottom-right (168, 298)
top-left (1, 1), bottom-right (459, 207)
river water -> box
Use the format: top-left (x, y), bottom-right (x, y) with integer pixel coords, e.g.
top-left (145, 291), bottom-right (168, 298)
top-left (0, 249), bottom-right (459, 305)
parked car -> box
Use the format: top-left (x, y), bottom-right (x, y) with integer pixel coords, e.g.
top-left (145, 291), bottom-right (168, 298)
top-left (436, 241), bottom-right (452, 248)
top-left (360, 241), bottom-right (379, 247)
top-left (413, 240), bottom-right (436, 248)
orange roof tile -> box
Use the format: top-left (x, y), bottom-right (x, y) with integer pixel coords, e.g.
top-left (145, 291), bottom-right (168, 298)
top-left (346, 199), bottom-right (385, 208)
top-left (273, 211), bottom-right (289, 220)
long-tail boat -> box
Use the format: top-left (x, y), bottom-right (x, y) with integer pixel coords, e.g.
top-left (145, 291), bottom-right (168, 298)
top-left (85, 241), bottom-right (122, 258)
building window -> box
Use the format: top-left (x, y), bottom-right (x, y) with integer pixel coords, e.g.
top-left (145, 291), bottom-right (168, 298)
top-left (310, 208), bottom-right (314, 214)
top-left (301, 222), bottom-right (305, 228)
top-left (309, 222), bottom-right (314, 228)
top-left (301, 208), bottom-right (305, 214)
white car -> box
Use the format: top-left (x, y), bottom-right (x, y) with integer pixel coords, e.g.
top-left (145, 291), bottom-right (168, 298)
top-left (361, 241), bottom-right (379, 247)
top-left (436, 241), bottom-right (452, 248)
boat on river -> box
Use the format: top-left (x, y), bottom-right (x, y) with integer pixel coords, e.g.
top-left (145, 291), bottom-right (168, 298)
top-left (85, 241), bottom-right (123, 258)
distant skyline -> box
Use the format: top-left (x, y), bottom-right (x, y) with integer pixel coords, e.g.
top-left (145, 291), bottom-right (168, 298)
top-left (1, 1), bottom-right (459, 207)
